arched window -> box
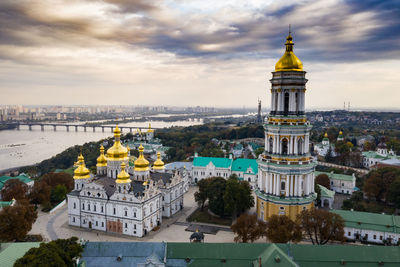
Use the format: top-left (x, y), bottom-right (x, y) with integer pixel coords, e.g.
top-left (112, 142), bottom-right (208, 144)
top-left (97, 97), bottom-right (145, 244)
top-left (298, 138), bottom-right (303, 155)
top-left (295, 92), bottom-right (299, 113)
top-left (269, 137), bottom-right (273, 153)
top-left (275, 92), bottom-right (279, 112)
top-left (282, 139), bottom-right (288, 155)
top-left (281, 180), bottom-right (285, 191)
top-left (284, 92), bottom-right (289, 115)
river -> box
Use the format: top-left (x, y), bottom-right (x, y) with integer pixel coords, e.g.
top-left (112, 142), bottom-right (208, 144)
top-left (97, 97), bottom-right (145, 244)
top-left (0, 119), bottom-right (202, 171)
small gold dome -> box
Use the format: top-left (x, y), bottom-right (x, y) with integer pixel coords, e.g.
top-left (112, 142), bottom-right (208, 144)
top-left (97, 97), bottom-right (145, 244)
top-left (116, 162), bottom-right (131, 184)
top-left (153, 152), bottom-right (165, 170)
top-left (96, 145), bottom-right (107, 167)
top-left (74, 153), bottom-right (90, 179)
top-left (324, 133), bottom-right (328, 138)
top-left (339, 131), bottom-right (343, 135)
top-left (107, 125), bottom-right (128, 161)
top-left (275, 32), bottom-right (303, 72)
top-left (147, 123), bottom-right (154, 133)
top-left (134, 144), bottom-right (149, 172)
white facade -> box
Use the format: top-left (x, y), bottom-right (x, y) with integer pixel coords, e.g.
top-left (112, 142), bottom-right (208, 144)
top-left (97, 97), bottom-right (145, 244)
top-left (344, 227), bottom-right (400, 245)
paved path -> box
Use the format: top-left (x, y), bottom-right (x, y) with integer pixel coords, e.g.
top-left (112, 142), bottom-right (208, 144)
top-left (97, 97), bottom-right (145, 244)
top-left (47, 205), bottom-right (67, 240)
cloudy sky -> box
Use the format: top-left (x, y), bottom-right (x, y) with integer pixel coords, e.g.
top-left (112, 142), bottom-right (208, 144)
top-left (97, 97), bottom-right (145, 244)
top-left (0, 0), bottom-right (399, 109)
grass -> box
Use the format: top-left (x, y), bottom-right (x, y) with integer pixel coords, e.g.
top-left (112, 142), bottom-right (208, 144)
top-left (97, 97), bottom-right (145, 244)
top-left (187, 206), bottom-right (232, 226)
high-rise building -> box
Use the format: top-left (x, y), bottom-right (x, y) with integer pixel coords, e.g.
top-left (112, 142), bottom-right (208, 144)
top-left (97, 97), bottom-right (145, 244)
top-left (256, 31), bottom-right (316, 221)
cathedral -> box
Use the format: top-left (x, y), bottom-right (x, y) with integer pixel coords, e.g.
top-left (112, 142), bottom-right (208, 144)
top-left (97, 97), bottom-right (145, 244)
top-left (256, 31), bottom-right (316, 221)
top-left (67, 125), bottom-right (186, 237)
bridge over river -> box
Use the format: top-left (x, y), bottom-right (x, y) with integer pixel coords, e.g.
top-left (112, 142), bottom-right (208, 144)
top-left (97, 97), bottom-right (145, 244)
top-left (1, 122), bottom-right (161, 133)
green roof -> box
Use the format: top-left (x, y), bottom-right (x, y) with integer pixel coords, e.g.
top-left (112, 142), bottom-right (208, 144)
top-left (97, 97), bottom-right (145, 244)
top-left (315, 171), bottom-right (354, 182)
top-left (0, 174), bottom-right (33, 191)
top-left (231, 158), bottom-right (258, 174)
top-left (0, 201), bottom-right (13, 208)
top-left (332, 209), bottom-right (400, 233)
top-left (317, 184), bottom-right (335, 198)
top-left (0, 242), bottom-right (41, 267)
top-left (362, 151), bottom-right (387, 159)
top-left (166, 243), bottom-right (400, 267)
top-left (193, 157), bottom-right (233, 169)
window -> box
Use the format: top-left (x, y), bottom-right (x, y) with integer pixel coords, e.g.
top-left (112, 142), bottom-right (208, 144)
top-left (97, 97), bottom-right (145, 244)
top-left (269, 137), bottom-right (273, 152)
top-left (125, 223), bottom-right (127, 228)
top-left (373, 235), bottom-right (376, 240)
top-left (295, 92), bottom-right (299, 113)
top-left (94, 205), bottom-right (96, 212)
top-left (96, 221), bottom-right (98, 226)
top-left (101, 206), bottom-right (104, 213)
top-left (125, 210), bottom-right (127, 216)
top-left (348, 232), bottom-right (351, 236)
top-left (88, 204), bottom-right (90, 211)
top-left (73, 217), bottom-right (75, 223)
top-left (284, 92), bottom-right (289, 115)
top-left (298, 138), bottom-right (303, 154)
top-left (342, 183), bottom-right (344, 186)
top-left (279, 206), bottom-right (285, 211)
top-left (82, 203), bottom-right (85, 210)
top-left (73, 203), bottom-right (76, 209)
top-left (380, 236), bottom-right (383, 240)
top-left (113, 208), bottom-right (116, 215)
top-left (282, 139), bottom-right (288, 155)
top-left (134, 212), bottom-right (136, 217)
top-left (281, 180), bottom-right (285, 191)
top-left (102, 222), bottom-right (104, 227)
top-left (134, 224), bottom-right (136, 229)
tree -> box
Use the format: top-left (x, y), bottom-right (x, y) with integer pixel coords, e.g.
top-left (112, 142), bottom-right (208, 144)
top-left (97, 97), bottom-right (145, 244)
top-left (324, 147), bottom-right (334, 163)
top-left (50, 184), bottom-right (68, 204)
top-left (297, 208), bottom-right (345, 245)
top-left (231, 213), bottom-right (266, 243)
top-left (0, 200), bottom-right (37, 242)
top-left (194, 179), bottom-right (210, 211)
top-left (315, 174), bottom-right (330, 189)
top-left (41, 172), bottom-right (74, 192)
top-left (29, 180), bottom-right (51, 205)
top-left (207, 177), bottom-right (227, 217)
top-left (224, 177), bottom-right (254, 217)
top-left (265, 215), bottom-right (302, 243)
top-left (254, 147), bottom-right (264, 158)
top-left (363, 167), bottom-right (400, 202)
top-left (0, 179), bottom-right (28, 201)
top-left (14, 237), bottom-right (83, 267)
top-left (387, 177), bottom-right (400, 208)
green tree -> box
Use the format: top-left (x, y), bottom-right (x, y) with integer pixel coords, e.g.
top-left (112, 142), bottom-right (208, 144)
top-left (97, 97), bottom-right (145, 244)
top-left (207, 177), bottom-right (227, 217)
top-left (14, 237), bottom-right (83, 267)
top-left (224, 177), bottom-right (254, 217)
top-left (0, 200), bottom-right (37, 242)
top-left (41, 172), bottom-right (74, 192)
top-left (231, 213), bottom-right (266, 243)
top-left (315, 174), bottom-right (330, 189)
top-left (50, 185), bottom-right (68, 204)
top-left (265, 215), bottom-right (302, 243)
top-left (29, 181), bottom-right (51, 205)
top-left (194, 179), bottom-right (210, 211)
top-left (387, 177), bottom-right (400, 208)
top-left (254, 147), bottom-right (264, 158)
top-left (297, 208), bottom-right (345, 245)
top-left (363, 167), bottom-right (400, 202)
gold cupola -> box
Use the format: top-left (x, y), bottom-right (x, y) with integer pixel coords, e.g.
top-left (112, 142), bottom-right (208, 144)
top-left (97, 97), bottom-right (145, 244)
top-left (147, 123), bottom-right (154, 133)
top-left (134, 144), bottom-right (150, 171)
top-left (275, 30), bottom-right (303, 72)
top-left (324, 132), bottom-right (328, 138)
top-left (106, 125), bottom-right (128, 161)
top-left (74, 153), bottom-right (90, 179)
top-left (96, 145), bottom-right (107, 167)
top-left (116, 162), bottom-right (131, 184)
top-left (153, 152), bottom-right (165, 170)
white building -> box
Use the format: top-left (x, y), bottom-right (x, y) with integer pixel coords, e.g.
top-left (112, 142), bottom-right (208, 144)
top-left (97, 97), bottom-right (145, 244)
top-left (362, 142), bottom-right (399, 169)
top-left (315, 171), bottom-right (357, 195)
top-left (333, 209), bottom-right (400, 245)
top-left (314, 132), bottom-right (336, 157)
top-left (67, 126), bottom-right (184, 237)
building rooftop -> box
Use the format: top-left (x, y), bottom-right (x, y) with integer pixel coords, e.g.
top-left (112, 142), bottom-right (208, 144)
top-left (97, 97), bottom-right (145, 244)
top-left (332, 209), bottom-right (400, 233)
top-left (0, 173), bottom-right (33, 191)
top-left (231, 158), bottom-right (258, 175)
top-left (318, 184), bottom-right (335, 198)
top-left (0, 242), bottom-right (41, 267)
top-left (315, 171), bottom-right (354, 182)
top-left (193, 157), bottom-right (233, 169)
top-left (165, 162), bottom-right (193, 171)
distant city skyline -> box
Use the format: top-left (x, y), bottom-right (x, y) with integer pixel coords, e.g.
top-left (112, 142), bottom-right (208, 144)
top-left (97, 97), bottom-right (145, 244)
top-left (0, 0), bottom-right (399, 109)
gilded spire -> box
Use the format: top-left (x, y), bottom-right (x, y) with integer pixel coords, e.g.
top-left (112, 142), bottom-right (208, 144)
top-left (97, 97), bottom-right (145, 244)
top-left (96, 145), bottom-right (107, 167)
top-left (74, 153), bottom-right (90, 179)
top-left (153, 151), bottom-right (165, 170)
top-left (275, 27), bottom-right (303, 72)
top-left (116, 162), bottom-right (131, 184)
top-left (134, 144), bottom-right (150, 171)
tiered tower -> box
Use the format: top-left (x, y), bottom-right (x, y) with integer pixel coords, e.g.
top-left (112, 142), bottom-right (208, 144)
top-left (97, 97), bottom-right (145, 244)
top-left (256, 30), bottom-right (316, 221)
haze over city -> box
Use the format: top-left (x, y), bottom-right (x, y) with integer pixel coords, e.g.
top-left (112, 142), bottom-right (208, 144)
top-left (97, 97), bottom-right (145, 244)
top-left (0, 0), bottom-right (399, 109)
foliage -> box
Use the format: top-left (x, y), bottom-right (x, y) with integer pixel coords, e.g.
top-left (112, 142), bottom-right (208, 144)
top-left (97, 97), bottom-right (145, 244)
top-left (254, 147), bottom-right (264, 158)
top-left (207, 177), bottom-right (227, 217)
top-left (363, 167), bottom-right (400, 202)
top-left (29, 181), bottom-right (51, 205)
top-left (297, 208), bottom-right (345, 245)
top-left (387, 177), bottom-right (400, 209)
top-left (187, 206), bottom-right (232, 226)
top-left (50, 185), bottom-right (68, 204)
top-left (314, 180), bottom-right (321, 203)
top-left (14, 237), bottom-right (83, 267)
top-left (223, 177), bottom-right (254, 217)
top-left (41, 172), bottom-right (74, 192)
top-left (194, 179), bottom-right (211, 211)
top-left (0, 200), bottom-right (37, 242)
top-left (1, 179), bottom-right (28, 201)
top-left (265, 215), bottom-right (302, 243)
top-left (231, 213), bottom-right (267, 243)
top-left (315, 174), bottom-right (330, 189)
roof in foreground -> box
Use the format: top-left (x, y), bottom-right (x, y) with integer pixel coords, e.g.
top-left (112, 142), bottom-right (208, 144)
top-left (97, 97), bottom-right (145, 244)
top-left (332, 209), bottom-right (400, 233)
top-left (166, 242), bottom-right (400, 267)
top-left (0, 242), bottom-right (41, 267)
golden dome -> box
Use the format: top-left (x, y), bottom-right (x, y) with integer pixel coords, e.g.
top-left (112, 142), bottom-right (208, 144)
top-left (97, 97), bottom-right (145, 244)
top-left (116, 162), bottom-right (131, 184)
top-left (134, 144), bottom-right (150, 172)
top-left (324, 132), bottom-right (328, 138)
top-left (339, 131), bottom-right (343, 135)
top-left (107, 125), bottom-right (128, 161)
top-left (153, 152), bottom-right (165, 170)
top-left (96, 145), bottom-right (107, 167)
top-left (275, 32), bottom-right (303, 72)
top-left (74, 153), bottom-right (90, 179)
top-left (147, 123), bottom-right (154, 133)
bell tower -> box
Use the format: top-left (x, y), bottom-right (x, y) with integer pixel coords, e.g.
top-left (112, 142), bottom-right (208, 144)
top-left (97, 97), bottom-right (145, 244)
top-left (256, 29), bottom-right (316, 221)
